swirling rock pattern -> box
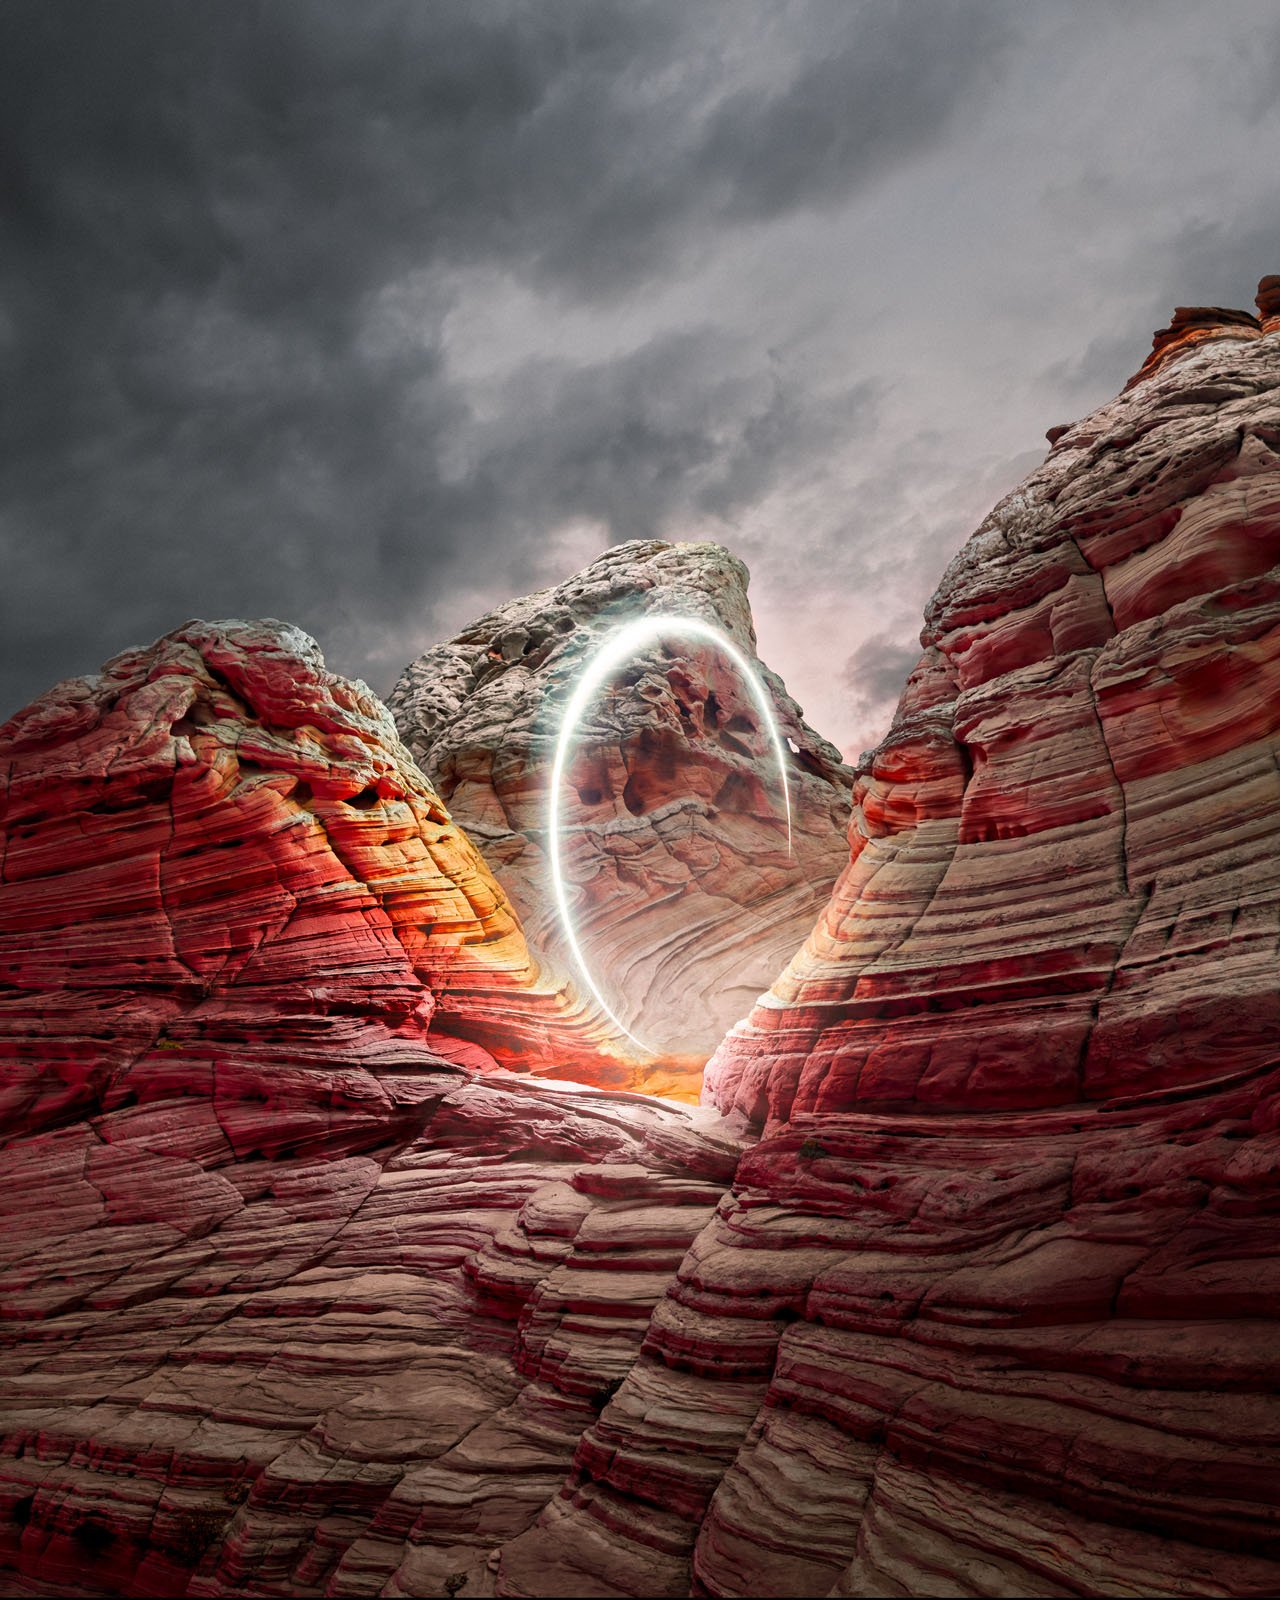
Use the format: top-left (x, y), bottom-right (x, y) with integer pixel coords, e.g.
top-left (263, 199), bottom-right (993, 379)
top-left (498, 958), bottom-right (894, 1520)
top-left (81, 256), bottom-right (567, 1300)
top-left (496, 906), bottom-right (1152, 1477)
top-left (0, 622), bottom-right (745, 1593)
top-left (0, 1066), bottom-right (741, 1597)
top-left (6, 285), bottom-right (1280, 1600)
top-left (0, 617), bottom-right (633, 1132)
top-left (707, 285), bottom-right (1280, 1126)
top-left (389, 541), bottom-right (853, 1069)
top-left (590, 281), bottom-right (1279, 1596)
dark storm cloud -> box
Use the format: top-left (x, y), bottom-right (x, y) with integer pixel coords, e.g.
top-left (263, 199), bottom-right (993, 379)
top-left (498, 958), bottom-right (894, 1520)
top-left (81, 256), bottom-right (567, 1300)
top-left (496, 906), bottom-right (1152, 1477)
top-left (4, 1), bottom-right (1279, 755)
top-left (0, 0), bottom-right (1013, 717)
top-left (842, 632), bottom-right (922, 757)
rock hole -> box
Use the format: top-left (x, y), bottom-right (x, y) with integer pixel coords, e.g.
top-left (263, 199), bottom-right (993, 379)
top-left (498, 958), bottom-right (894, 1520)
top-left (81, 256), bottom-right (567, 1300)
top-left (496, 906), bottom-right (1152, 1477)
top-left (72, 1520), bottom-right (114, 1556)
top-left (345, 786), bottom-right (380, 810)
top-left (718, 729), bottom-right (752, 758)
top-left (291, 780), bottom-right (313, 807)
top-left (621, 775), bottom-right (646, 816)
top-left (713, 771), bottom-right (758, 814)
top-left (577, 786), bottom-right (603, 807)
top-left (589, 1376), bottom-right (624, 1411)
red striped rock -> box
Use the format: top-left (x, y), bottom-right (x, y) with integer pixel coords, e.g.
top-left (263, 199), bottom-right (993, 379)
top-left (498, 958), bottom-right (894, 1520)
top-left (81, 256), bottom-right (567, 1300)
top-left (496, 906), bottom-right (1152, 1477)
top-left (389, 540), bottom-right (853, 1075)
top-left (0, 1070), bottom-right (741, 1598)
top-left (706, 285), bottom-right (1280, 1127)
top-left (1123, 304), bottom-right (1261, 391)
top-left (544, 286), bottom-right (1280, 1597)
top-left (6, 284), bottom-right (1280, 1600)
top-left (0, 616), bottom-right (637, 1140)
top-left (0, 619), bottom-right (745, 1596)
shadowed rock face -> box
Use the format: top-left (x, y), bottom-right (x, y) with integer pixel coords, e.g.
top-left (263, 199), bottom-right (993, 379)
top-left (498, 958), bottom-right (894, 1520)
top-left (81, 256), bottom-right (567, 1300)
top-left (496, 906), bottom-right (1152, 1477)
top-left (389, 540), bottom-right (854, 1066)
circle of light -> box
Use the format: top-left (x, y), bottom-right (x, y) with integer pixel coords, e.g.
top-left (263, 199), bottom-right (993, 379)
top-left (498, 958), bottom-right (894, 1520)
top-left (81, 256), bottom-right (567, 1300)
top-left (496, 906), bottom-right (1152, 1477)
top-left (549, 614), bottom-right (794, 1054)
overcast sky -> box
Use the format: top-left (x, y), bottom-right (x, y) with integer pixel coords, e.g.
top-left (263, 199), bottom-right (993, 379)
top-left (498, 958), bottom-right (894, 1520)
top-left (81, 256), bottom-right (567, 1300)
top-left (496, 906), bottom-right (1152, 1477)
top-left (2, 1), bottom-right (1278, 755)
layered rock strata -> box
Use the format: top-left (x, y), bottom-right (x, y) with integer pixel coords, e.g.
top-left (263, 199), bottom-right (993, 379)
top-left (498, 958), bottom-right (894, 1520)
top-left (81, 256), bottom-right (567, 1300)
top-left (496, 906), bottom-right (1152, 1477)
top-left (0, 618), bottom-right (637, 1127)
top-left (499, 1064), bottom-right (1280, 1598)
top-left (707, 279), bottom-right (1280, 1126)
top-left (0, 621), bottom-right (746, 1595)
top-left (390, 541), bottom-right (853, 1062)
top-left (0, 1065), bottom-right (741, 1598)
top-left (533, 277), bottom-right (1280, 1597)
top-left (5, 283), bottom-right (1280, 1600)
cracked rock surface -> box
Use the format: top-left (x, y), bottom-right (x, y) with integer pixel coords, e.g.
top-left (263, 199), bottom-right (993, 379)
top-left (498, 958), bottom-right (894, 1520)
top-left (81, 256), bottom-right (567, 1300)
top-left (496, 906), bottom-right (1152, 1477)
top-left (390, 540), bottom-right (854, 1075)
top-left (0, 616), bottom-right (632, 1130)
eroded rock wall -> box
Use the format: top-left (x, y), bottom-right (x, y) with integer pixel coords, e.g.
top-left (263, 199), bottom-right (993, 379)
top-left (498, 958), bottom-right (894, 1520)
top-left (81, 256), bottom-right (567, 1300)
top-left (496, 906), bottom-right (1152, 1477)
top-left (707, 294), bottom-right (1280, 1126)
top-left (390, 541), bottom-right (853, 1064)
top-left (0, 617), bottom-right (637, 1132)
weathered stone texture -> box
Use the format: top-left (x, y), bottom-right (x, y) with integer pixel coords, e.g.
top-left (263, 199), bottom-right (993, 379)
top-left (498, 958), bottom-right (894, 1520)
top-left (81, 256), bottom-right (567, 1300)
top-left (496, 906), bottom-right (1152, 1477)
top-left (390, 540), bottom-right (853, 1067)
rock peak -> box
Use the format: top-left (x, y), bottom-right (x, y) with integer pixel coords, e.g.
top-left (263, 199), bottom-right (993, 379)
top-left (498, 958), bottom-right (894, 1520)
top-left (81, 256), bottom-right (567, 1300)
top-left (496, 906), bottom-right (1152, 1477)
top-left (391, 540), bottom-right (853, 1061)
top-left (1257, 272), bottom-right (1280, 334)
top-left (1123, 299), bottom-right (1261, 390)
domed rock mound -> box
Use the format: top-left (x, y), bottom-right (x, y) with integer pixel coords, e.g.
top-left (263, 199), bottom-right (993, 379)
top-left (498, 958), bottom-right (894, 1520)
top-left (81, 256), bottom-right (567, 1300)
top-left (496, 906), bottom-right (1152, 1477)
top-left (707, 287), bottom-right (1280, 1127)
top-left (390, 540), bottom-right (853, 1063)
top-left (0, 616), bottom-right (632, 1139)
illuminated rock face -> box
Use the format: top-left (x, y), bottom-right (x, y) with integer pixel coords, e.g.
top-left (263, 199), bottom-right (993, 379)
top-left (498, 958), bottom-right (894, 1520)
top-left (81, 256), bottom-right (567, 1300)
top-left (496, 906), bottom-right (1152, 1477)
top-left (390, 540), bottom-right (853, 1065)
top-left (706, 295), bottom-right (1280, 1126)
top-left (0, 617), bottom-right (627, 1140)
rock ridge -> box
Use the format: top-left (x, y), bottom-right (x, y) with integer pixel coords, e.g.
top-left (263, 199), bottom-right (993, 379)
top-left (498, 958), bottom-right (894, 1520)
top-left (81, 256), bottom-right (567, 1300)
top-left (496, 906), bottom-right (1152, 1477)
top-left (708, 276), bottom-right (1280, 1128)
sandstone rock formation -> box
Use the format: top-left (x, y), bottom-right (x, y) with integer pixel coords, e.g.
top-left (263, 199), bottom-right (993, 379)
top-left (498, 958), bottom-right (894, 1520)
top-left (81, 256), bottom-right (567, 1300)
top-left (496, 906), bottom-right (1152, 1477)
top-left (621, 278), bottom-right (1279, 1595)
top-left (390, 541), bottom-right (853, 1062)
top-left (0, 1057), bottom-right (742, 1597)
top-left (5, 281), bottom-right (1280, 1600)
top-left (0, 617), bottom-right (639, 1132)
top-left (0, 618), bottom-right (746, 1595)
top-left (707, 283), bottom-right (1280, 1127)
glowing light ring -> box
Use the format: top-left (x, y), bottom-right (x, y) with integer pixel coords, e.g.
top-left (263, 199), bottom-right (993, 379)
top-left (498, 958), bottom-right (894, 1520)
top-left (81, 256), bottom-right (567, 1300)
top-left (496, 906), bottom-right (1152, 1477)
top-left (549, 614), bottom-right (793, 1054)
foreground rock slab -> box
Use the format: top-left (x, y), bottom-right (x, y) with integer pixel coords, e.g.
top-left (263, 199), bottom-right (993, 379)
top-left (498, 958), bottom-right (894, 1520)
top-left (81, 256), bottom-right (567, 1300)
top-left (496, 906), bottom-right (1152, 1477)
top-left (0, 1067), bottom-right (742, 1597)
